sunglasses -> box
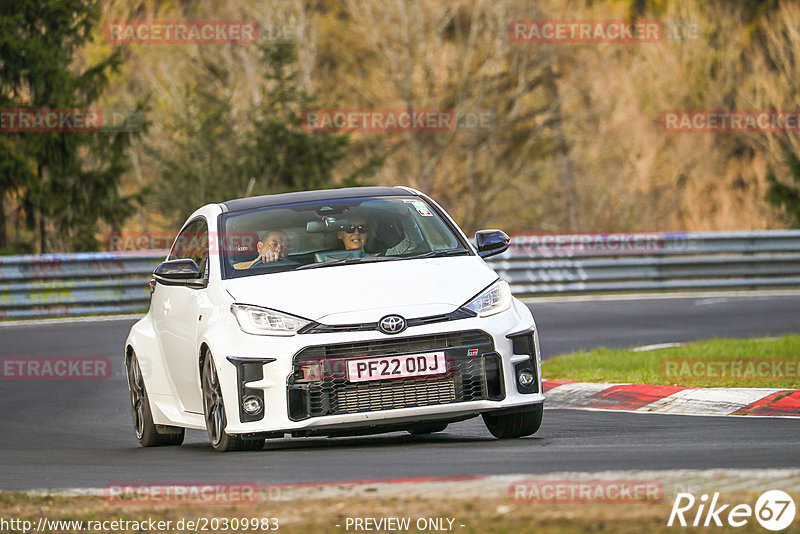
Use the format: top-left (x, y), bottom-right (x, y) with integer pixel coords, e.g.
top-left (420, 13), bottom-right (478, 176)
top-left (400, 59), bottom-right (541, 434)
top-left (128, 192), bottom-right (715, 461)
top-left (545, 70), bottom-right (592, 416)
top-left (343, 225), bottom-right (368, 234)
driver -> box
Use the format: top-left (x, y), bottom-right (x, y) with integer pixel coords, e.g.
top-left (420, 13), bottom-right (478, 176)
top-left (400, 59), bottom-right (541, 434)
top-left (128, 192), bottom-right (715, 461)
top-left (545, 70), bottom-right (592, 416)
top-left (233, 230), bottom-right (290, 270)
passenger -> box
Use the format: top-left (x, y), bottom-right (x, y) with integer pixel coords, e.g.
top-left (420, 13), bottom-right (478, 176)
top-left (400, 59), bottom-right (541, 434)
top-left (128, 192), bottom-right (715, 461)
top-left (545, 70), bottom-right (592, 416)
top-left (336, 215), bottom-right (372, 252)
top-left (314, 215), bottom-right (375, 263)
top-left (233, 230), bottom-right (290, 270)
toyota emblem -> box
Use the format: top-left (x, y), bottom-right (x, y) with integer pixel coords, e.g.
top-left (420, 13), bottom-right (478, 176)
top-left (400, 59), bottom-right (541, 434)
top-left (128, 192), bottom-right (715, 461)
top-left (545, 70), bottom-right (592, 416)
top-left (378, 315), bottom-right (406, 335)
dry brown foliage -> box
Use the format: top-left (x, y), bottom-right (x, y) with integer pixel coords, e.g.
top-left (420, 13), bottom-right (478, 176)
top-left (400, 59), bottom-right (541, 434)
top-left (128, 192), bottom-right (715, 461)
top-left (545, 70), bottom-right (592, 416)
top-left (83, 0), bottom-right (797, 234)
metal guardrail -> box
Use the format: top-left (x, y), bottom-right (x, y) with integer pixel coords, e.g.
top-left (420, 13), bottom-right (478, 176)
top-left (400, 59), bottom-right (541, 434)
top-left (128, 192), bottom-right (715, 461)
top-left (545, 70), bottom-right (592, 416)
top-left (1, 230), bottom-right (799, 319)
top-left (0, 251), bottom-right (166, 318)
top-left (494, 230), bottom-right (800, 294)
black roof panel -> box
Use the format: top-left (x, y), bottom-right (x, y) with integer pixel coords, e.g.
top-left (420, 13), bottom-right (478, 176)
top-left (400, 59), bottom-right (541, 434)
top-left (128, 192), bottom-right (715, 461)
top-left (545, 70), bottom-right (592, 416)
top-left (220, 186), bottom-right (416, 213)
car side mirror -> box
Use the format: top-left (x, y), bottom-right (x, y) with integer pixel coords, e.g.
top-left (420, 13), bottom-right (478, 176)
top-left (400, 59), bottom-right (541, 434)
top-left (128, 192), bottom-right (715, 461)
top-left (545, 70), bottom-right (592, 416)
top-left (475, 230), bottom-right (510, 258)
top-left (153, 259), bottom-right (206, 288)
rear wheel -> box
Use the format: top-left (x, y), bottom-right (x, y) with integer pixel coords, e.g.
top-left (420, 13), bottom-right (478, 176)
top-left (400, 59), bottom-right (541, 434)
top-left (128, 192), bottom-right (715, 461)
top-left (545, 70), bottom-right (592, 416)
top-left (202, 352), bottom-right (265, 452)
top-left (407, 422), bottom-right (448, 435)
top-left (126, 351), bottom-right (184, 447)
top-left (482, 403), bottom-right (543, 439)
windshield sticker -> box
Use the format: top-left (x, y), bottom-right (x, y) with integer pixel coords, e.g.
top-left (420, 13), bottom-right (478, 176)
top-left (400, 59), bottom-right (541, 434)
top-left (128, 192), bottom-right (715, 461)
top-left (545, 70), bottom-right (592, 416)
top-left (403, 199), bottom-right (433, 216)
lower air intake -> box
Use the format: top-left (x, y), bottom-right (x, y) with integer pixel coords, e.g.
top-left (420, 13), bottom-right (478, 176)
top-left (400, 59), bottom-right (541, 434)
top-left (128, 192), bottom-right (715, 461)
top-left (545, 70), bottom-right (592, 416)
top-left (335, 379), bottom-right (457, 414)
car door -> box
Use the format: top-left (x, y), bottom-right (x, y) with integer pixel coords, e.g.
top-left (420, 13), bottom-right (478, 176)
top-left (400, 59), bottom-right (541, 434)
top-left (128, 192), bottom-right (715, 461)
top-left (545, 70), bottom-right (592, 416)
top-left (152, 217), bottom-right (209, 414)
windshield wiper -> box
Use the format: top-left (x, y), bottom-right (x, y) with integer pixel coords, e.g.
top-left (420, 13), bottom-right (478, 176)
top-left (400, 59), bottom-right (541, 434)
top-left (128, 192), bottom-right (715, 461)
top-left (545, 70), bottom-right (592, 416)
top-left (405, 249), bottom-right (470, 260)
top-left (294, 249), bottom-right (467, 271)
top-left (295, 256), bottom-right (401, 271)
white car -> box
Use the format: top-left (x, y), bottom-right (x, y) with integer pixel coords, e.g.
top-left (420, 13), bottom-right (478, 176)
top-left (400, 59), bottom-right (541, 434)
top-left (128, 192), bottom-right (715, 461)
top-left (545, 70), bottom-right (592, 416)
top-left (124, 186), bottom-right (544, 451)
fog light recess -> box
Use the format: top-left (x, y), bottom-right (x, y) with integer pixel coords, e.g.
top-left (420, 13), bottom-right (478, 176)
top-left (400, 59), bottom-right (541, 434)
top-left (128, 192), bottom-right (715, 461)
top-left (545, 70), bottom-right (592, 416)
top-left (517, 369), bottom-right (535, 388)
top-left (242, 395), bottom-right (264, 416)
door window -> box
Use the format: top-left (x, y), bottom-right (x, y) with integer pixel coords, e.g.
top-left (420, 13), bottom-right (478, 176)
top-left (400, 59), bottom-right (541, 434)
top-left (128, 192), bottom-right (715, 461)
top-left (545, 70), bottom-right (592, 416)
top-left (168, 218), bottom-right (209, 275)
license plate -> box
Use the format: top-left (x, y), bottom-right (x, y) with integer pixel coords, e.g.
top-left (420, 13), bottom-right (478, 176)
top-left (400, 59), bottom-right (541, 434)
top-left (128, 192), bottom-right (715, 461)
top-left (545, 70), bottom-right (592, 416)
top-left (347, 352), bottom-right (447, 383)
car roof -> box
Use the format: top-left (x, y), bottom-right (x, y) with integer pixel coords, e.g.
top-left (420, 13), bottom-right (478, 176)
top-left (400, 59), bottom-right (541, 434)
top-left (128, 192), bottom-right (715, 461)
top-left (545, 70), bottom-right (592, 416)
top-left (219, 186), bottom-right (417, 213)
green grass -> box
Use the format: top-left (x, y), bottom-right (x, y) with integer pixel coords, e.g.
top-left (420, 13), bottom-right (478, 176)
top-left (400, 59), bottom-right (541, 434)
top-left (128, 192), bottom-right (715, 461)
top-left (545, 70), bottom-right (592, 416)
top-left (543, 335), bottom-right (800, 388)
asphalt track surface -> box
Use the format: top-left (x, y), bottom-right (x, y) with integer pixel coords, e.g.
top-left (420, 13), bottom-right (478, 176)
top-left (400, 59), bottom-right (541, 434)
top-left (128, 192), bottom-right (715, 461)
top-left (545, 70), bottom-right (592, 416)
top-left (1, 293), bottom-right (799, 491)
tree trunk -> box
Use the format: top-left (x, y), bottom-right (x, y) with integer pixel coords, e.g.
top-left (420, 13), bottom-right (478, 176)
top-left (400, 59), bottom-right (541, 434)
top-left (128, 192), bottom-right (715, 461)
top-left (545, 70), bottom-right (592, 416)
top-left (544, 61), bottom-right (582, 231)
top-left (38, 210), bottom-right (46, 254)
top-left (0, 194), bottom-right (6, 251)
top-left (38, 164), bottom-right (48, 254)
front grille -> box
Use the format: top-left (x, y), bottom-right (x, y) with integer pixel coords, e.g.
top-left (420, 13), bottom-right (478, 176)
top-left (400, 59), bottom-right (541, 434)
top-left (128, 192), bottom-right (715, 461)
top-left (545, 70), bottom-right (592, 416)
top-left (298, 309), bottom-right (475, 335)
top-left (287, 330), bottom-right (503, 420)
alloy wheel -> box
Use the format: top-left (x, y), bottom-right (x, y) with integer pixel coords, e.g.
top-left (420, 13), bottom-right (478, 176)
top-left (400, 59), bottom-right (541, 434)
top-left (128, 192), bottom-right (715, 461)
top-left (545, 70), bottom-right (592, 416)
top-left (203, 356), bottom-right (225, 447)
top-left (127, 356), bottom-right (146, 439)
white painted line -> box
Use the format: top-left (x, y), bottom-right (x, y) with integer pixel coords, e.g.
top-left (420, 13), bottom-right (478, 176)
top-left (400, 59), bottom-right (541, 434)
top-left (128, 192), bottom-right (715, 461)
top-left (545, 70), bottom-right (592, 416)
top-left (632, 342), bottom-right (686, 352)
top-left (548, 405), bottom-right (800, 419)
top-left (0, 314), bottom-right (144, 328)
top-left (639, 388), bottom-right (784, 416)
top-left (544, 382), bottom-right (625, 408)
top-left (521, 289), bottom-right (800, 304)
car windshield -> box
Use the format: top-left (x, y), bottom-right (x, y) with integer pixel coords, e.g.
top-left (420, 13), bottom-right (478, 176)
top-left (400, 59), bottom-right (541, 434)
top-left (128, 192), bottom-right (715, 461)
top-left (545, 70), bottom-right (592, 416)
top-left (219, 195), bottom-right (470, 279)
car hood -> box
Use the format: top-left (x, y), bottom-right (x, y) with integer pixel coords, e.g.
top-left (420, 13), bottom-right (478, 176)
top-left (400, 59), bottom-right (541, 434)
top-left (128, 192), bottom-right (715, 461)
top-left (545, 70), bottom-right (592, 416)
top-left (223, 256), bottom-right (498, 323)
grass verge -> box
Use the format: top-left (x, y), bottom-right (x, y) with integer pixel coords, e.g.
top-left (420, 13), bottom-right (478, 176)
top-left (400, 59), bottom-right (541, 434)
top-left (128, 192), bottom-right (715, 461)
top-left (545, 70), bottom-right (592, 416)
top-left (0, 492), bottom-right (786, 534)
top-left (542, 335), bottom-right (800, 388)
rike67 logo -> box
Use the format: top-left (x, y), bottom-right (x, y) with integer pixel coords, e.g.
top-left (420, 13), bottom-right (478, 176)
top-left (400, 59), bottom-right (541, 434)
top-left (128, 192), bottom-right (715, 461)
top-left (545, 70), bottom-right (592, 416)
top-left (668, 490), bottom-right (796, 531)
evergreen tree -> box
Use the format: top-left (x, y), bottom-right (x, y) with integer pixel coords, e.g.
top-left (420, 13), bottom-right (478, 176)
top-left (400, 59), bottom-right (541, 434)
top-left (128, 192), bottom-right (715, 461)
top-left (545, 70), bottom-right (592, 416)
top-left (0, 0), bottom-right (142, 252)
top-left (151, 70), bottom-right (245, 225)
top-left (155, 40), bottom-right (383, 224)
top-left (245, 40), bottom-right (383, 195)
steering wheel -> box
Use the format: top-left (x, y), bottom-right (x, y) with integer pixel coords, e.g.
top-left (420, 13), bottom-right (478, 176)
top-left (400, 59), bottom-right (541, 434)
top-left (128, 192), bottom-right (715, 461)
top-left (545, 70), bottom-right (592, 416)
top-left (246, 257), bottom-right (298, 269)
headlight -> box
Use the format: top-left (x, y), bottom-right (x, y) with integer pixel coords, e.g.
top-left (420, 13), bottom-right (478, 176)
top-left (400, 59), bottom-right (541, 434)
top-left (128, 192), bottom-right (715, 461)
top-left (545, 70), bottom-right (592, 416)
top-left (230, 304), bottom-right (311, 336)
top-left (461, 280), bottom-right (512, 317)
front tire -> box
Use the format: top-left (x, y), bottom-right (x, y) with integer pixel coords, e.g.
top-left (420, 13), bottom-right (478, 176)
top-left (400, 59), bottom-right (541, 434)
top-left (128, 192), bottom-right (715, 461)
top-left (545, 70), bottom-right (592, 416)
top-left (201, 352), bottom-right (265, 452)
top-left (482, 403), bottom-right (543, 439)
top-left (126, 351), bottom-right (185, 447)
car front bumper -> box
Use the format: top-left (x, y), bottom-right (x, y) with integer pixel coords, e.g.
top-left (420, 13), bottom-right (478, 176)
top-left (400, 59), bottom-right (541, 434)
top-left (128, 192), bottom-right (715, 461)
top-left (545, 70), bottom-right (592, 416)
top-left (206, 298), bottom-right (544, 435)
